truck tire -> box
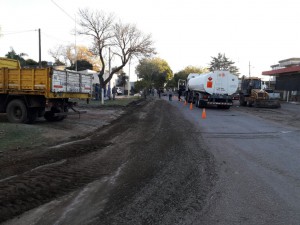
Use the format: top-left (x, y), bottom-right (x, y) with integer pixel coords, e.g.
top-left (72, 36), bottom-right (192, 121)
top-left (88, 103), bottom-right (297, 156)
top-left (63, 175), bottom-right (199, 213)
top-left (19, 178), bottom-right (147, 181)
top-left (6, 99), bottom-right (29, 123)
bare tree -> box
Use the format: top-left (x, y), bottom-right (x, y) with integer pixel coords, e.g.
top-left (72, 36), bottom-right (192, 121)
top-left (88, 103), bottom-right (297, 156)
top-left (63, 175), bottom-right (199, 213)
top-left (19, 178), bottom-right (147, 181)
top-left (106, 21), bottom-right (155, 86)
top-left (77, 9), bottom-right (155, 88)
top-left (77, 8), bottom-right (114, 87)
top-left (49, 44), bottom-right (101, 70)
top-left (48, 45), bottom-right (66, 65)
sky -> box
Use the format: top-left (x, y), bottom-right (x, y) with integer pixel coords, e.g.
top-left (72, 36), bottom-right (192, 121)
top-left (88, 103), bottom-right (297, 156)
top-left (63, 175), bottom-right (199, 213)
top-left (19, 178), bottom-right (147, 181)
top-left (1, 0), bottom-right (300, 81)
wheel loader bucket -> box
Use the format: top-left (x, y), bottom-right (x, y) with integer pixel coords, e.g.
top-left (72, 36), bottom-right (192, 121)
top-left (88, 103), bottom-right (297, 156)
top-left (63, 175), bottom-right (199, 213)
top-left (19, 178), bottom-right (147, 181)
top-left (254, 99), bottom-right (281, 108)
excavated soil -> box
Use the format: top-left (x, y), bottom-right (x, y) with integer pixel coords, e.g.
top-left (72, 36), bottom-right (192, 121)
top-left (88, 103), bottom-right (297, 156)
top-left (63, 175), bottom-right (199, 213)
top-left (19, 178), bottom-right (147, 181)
top-left (1, 97), bottom-right (298, 224)
top-left (0, 98), bottom-right (216, 224)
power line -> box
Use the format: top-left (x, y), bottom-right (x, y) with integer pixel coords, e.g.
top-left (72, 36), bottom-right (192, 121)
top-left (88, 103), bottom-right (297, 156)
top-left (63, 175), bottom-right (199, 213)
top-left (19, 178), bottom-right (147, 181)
top-left (42, 31), bottom-right (72, 43)
top-left (50, 0), bottom-right (76, 22)
top-left (50, 0), bottom-right (78, 70)
top-left (2, 29), bottom-right (37, 36)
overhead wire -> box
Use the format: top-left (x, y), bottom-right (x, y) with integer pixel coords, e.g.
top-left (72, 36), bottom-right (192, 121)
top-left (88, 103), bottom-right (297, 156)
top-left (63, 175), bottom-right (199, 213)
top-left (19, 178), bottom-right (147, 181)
top-left (42, 31), bottom-right (72, 43)
top-left (50, 0), bottom-right (76, 23)
top-left (2, 29), bottom-right (37, 36)
top-left (50, 0), bottom-right (78, 70)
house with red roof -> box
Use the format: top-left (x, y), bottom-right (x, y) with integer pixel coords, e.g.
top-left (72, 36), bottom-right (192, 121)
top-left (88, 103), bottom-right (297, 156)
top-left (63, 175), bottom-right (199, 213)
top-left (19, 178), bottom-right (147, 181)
top-left (262, 58), bottom-right (300, 102)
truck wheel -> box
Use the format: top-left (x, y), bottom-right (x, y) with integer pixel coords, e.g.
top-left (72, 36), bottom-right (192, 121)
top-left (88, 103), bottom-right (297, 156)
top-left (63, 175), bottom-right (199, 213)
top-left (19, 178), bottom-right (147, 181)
top-left (6, 99), bottom-right (28, 123)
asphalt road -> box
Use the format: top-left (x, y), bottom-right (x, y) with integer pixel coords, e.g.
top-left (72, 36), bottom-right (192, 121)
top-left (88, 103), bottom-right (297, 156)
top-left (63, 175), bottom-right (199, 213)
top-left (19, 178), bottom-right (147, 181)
top-left (171, 98), bottom-right (300, 224)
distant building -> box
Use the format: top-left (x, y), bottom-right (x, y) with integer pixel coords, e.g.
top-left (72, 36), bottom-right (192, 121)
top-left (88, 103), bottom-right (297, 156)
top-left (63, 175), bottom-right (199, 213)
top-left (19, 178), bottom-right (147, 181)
top-left (262, 58), bottom-right (300, 101)
top-left (80, 69), bottom-right (120, 98)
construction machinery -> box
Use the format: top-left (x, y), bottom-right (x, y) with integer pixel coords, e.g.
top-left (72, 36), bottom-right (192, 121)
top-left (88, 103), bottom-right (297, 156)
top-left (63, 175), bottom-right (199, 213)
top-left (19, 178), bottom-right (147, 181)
top-left (239, 77), bottom-right (281, 108)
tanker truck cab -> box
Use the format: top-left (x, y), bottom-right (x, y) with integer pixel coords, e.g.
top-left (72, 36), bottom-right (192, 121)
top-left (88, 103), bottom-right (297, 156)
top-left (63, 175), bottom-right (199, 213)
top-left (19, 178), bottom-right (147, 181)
top-left (185, 71), bottom-right (239, 109)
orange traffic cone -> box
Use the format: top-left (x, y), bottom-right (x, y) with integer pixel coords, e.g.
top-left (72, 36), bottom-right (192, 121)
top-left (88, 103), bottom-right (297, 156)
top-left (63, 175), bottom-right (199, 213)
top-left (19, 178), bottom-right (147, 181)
top-left (190, 102), bottom-right (193, 110)
top-left (202, 108), bottom-right (206, 119)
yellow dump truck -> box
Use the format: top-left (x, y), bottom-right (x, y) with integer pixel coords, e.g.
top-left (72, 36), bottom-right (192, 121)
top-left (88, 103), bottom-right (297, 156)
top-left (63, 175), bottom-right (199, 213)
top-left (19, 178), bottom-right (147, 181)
top-left (0, 57), bottom-right (92, 123)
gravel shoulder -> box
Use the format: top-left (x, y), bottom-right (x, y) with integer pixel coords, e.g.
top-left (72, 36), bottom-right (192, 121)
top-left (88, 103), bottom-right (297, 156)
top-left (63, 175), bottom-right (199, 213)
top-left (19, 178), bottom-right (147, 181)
top-left (0, 100), bottom-right (127, 151)
top-left (232, 101), bottom-right (300, 128)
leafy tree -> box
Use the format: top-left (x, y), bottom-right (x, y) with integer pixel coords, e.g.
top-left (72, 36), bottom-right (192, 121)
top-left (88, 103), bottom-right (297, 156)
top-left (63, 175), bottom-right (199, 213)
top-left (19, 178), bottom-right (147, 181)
top-left (49, 44), bottom-right (100, 70)
top-left (5, 48), bottom-right (27, 67)
top-left (77, 8), bottom-right (155, 90)
top-left (173, 66), bottom-right (208, 83)
top-left (41, 61), bottom-right (48, 67)
top-left (25, 59), bottom-right (38, 67)
top-left (67, 59), bottom-right (93, 71)
top-left (165, 66), bottom-right (208, 89)
top-left (134, 79), bottom-right (151, 92)
top-left (209, 53), bottom-right (239, 75)
top-left (135, 57), bottom-right (173, 89)
top-left (165, 78), bottom-right (177, 89)
top-left (117, 72), bottom-right (129, 90)
top-left (24, 59), bottom-right (48, 68)
top-left (53, 59), bottom-right (65, 66)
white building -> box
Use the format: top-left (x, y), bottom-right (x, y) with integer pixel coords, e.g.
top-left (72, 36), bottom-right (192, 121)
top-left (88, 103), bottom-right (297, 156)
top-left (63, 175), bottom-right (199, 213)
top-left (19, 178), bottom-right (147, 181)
top-left (79, 69), bottom-right (120, 97)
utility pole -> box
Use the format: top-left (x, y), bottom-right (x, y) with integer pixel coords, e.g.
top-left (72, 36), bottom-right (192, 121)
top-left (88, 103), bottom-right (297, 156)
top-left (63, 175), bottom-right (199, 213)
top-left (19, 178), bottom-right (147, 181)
top-left (128, 58), bottom-right (131, 96)
top-left (248, 61), bottom-right (251, 77)
top-left (75, 15), bottom-right (77, 71)
top-left (38, 28), bottom-right (41, 68)
top-left (108, 47), bottom-right (111, 100)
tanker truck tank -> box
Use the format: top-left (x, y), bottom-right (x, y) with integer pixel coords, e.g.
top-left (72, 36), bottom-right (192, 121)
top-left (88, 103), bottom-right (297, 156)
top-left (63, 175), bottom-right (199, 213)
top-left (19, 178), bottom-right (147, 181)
top-left (186, 71), bottom-right (238, 109)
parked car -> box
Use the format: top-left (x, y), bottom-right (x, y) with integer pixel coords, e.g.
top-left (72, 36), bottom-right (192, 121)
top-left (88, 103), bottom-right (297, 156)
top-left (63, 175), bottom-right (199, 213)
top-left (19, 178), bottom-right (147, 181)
top-left (116, 87), bottom-right (123, 95)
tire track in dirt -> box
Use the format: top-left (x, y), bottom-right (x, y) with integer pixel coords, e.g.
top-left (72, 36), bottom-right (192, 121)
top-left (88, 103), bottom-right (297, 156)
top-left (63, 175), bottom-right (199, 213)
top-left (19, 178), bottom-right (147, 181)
top-left (0, 99), bottom-right (147, 223)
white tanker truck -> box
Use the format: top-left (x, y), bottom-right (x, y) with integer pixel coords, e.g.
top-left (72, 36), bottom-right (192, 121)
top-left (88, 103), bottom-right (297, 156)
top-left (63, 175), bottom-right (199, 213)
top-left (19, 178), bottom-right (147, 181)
top-left (185, 71), bottom-right (238, 109)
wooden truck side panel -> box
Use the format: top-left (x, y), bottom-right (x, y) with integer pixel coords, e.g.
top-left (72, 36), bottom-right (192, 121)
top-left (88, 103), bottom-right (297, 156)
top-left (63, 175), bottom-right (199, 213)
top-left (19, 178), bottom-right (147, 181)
top-left (0, 57), bottom-right (20, 69)
top-left (0, 67), bottom-right (49, 95)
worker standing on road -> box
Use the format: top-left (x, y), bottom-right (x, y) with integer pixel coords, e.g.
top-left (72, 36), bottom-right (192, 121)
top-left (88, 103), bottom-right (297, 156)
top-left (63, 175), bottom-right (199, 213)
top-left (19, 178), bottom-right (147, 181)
top-left (168, 88), bottom-right (173, 101)
top-left (95, 83), bottom-right (99, 100)
top-left (112, 86), bottom-right (116, 100)
top-left (178, 89), bottom-right (182, 101)
top-left (143, 88), bottom-right (147, 99)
